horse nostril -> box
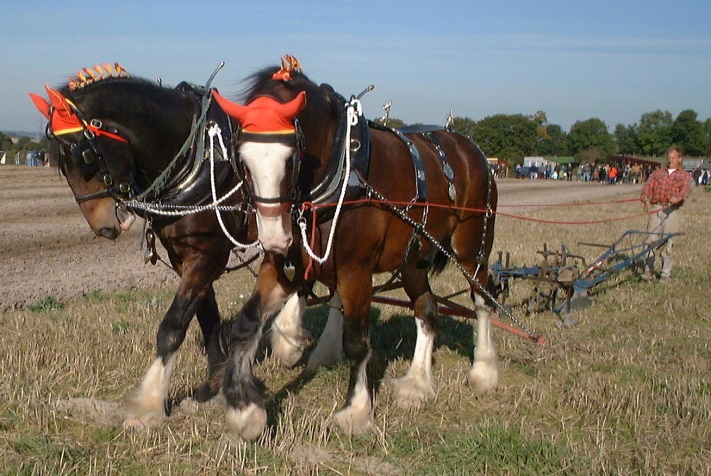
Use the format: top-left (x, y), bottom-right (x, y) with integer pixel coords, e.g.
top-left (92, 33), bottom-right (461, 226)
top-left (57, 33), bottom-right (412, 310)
top-left (98, 227), bottom-right (120, 240)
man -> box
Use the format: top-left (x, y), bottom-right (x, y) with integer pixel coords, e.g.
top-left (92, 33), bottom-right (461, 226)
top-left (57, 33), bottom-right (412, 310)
top-left (640, 146), bottom-right (692, 283)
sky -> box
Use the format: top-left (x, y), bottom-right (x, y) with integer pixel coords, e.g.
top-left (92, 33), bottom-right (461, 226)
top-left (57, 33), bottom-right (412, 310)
top-left (3, 0), bottom-right (711, 136)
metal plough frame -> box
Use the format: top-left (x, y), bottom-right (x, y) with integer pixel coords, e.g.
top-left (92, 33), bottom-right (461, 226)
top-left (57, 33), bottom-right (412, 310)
top-left (489, 230), bottom-right (682, 316)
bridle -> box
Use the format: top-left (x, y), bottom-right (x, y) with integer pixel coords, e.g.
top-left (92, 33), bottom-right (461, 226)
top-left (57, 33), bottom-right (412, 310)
top-left (236, 119), bottom-right (305, 211)
top-left (48, 103), bottom-right (136, 205)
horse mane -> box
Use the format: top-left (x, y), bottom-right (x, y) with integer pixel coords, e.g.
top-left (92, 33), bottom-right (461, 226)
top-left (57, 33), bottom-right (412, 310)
top-left (239, 65), bottom-right (331, 111)
top-left (58, 75), bottom-right (166, 99)
top-left (51, 73), bottom-right (197, 176)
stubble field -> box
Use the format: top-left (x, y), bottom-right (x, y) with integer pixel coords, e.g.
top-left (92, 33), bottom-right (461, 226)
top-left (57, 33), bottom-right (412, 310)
top-left (0, 166), bottom-right (709, 475)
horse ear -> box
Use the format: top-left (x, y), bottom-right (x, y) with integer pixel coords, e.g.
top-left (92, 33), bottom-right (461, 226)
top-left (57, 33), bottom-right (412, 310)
top-left (279, 91), bottom-right (307, 119)
top-left (211, 90), bottom-right (248, 122)
top-left (29, 93), bottom-right (51, 119)
top-left (44, 85), bottom-right (74, 116)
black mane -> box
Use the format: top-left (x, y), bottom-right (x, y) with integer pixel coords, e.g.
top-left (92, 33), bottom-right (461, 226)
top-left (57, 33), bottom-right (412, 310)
top-left (49, 75), bottom-right (198, 182)
top-left (60, 76), bottom-right (192, 129)
top-left (239, 66), bottom-right (329, 110)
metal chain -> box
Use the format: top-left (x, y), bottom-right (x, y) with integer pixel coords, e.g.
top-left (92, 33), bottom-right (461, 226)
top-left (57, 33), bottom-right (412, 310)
top-left (125, 201), bottom-right (239, 215)
top-left (361, 182), bottom-right (536, 339)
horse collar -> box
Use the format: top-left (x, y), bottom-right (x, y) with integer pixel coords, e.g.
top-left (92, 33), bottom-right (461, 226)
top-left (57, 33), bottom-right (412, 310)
top-left (304, 91), bottom-right (371, 213)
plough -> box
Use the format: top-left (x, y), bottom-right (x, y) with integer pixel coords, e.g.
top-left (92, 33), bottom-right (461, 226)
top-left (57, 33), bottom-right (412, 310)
top-left (490, 230), bottom-right (681, 318)
top-left (297, 229), bottom-right (679, 345)
top-left (234, 229), bottom-right (678, 346)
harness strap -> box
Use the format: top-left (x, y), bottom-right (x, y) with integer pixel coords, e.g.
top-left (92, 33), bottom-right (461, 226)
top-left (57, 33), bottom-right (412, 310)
top-left (368, 121), bottom-right (427, 201)
top-left (477, 146), bottom-right (494, 266)
top-left (390, 128), bottom-right (427, 201)
top-left (423, 132), bottom-right (456, 202)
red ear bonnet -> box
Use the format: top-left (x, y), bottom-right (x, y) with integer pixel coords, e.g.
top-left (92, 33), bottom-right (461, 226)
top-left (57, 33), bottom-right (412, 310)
top-left (29, 93), bottom-right (51, 120)
top-left (28, 85), bottom-right (84, 135)
top-left (212, 90), bottom-right (306, 134)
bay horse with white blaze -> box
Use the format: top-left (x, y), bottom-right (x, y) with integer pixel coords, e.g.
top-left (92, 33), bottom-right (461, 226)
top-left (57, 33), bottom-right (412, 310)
top-left (29, 64), bottom-right (310, 429)
top-left (212, 57), bottom-right (499, 438)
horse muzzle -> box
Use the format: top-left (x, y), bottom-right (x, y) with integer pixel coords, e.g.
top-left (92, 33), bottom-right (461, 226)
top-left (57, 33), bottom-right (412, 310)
top-left (255, 207), bottom-right (293, 256)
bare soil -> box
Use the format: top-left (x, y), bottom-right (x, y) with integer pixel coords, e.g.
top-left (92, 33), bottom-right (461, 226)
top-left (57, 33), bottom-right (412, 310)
top-left (0, 166), bottom-right (640, 312)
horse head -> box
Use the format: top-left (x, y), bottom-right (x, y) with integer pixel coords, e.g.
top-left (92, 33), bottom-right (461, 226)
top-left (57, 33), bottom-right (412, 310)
top-left (29, 66), bottom-right (196, 240)
top-left (213, 56), bottom-right (334, 255)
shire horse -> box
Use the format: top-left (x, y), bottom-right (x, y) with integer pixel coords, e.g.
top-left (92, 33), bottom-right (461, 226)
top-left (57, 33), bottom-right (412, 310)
top-left (212, 57), bottom-right (499, 438)
top-left (29, 64), bottom-right (310, 429)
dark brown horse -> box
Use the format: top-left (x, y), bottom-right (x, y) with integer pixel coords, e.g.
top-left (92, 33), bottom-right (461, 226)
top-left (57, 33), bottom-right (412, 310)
top-left (29, 64), bottom-right (310, 429)
top-left (212, 57), bottom-right (499, 439)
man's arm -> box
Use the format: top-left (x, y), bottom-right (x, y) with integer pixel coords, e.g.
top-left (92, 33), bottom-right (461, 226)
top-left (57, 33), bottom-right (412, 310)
top-left (670, 171), bottom-right (692, 205)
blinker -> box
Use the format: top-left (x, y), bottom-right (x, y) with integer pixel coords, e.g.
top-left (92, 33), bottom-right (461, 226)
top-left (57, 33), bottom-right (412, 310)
top-left (70, 141), bottom-right (99, 177)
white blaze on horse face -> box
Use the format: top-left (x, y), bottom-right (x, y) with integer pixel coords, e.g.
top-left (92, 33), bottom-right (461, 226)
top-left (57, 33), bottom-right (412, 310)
top-left (240, 141), bottom-right (294, 254)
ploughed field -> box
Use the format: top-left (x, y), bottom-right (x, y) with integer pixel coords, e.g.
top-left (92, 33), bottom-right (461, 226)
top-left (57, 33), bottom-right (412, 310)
top-left (1, 165), bottom-right (708, 475)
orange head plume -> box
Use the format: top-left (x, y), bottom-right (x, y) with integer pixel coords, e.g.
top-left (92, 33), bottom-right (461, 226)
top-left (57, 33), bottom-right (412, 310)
top-left (272, 54), bottom-right (302, 81)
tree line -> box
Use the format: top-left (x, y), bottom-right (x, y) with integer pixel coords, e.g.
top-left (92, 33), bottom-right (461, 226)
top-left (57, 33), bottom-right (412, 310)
top-left (442, 109), bottom-right (710, 164)
top-left (0, 131), bottom-right (50, 157)
top-left (4, 107), bottom-right (709, 167)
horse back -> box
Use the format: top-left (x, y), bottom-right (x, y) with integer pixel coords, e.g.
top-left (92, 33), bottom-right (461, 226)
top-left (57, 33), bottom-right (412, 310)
top-left (367, 128), bottom-right (497, 214)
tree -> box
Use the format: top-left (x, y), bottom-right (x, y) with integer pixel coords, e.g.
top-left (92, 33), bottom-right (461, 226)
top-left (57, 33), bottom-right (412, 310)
top-left (468, 114), bottom-right (538, 162)
top-left (671, 109), bottom-right (703, 156)
top-left (371, 117), bottom-right (406, 129)
top-left (537, 123), bottom-right (568, 156)
top-left (702, 118), bottom-right (711, 156)
top-left (637, 110), bottom-right (673, 156)
top-left (448, 116), bottom-right (476, 137)
top-left (614, 123), bottom-right (639, 155)
top-left (0, 131), bottom-right (13, 151)
top-left (12, 136), bottom-right (34, 151)
top-left (567, 118), bottom-right (614, 159)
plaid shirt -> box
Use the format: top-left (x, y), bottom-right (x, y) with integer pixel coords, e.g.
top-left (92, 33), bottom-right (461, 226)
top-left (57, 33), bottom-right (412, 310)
top-left (641, 168), bottom-right (692, 205)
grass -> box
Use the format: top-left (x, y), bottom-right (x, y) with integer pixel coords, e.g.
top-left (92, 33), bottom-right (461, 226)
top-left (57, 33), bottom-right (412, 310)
top-left (0, 187), bottom-right (709, 475)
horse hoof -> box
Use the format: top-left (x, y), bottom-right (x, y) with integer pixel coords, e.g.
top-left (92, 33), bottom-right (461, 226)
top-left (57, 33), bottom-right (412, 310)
top-left (467, 364), bottom-right (499, 393)
top-left (333, 407), bottom-right (372, 435)
top-left (389, 376), bottom-right (435, 410)
top-left (271, 329), bottom-right (310, 367)
top-left (123, 415), bottom-right (163, 430)
top-left (123, 396), bottom-right (167, 430)
top-left (273, 346), bottom-right (305, 368)
top-left (194, 382), bottom-right (217, 403)
top-left (225, 403), bottom-right (267, 441)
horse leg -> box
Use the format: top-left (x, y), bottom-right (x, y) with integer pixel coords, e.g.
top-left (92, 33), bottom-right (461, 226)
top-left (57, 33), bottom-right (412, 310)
top-left (451, 219), bottom-right (499, 392)
top-left (389, 265), bottom-right (437, 409)
top-left (193, 284), bottom-right (229, 402)
top-left (269, 291), bottom-right (310, 367)
top-left (223, 253), bottom-right (296, 440)
top-left (332, 276), bottom-right (373, 435)
top-left (304, 292), bottom-right (344, 375)
top-left (468, 285), bottom-right (499, 392)
top-left (124, 280), bottom-right (216, 428)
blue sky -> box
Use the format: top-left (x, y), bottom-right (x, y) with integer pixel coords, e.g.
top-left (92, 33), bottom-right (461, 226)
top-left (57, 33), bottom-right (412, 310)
top-left (3, 0), bottom-right (710, 136)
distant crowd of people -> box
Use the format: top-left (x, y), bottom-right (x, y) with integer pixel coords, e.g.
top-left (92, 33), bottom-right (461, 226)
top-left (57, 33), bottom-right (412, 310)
top-left (514, 161), bottom-right (709, 186)
top-left (13, 150), bottom-right (48, 167)
top-left (691, 166), bottom-right (710, 186)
